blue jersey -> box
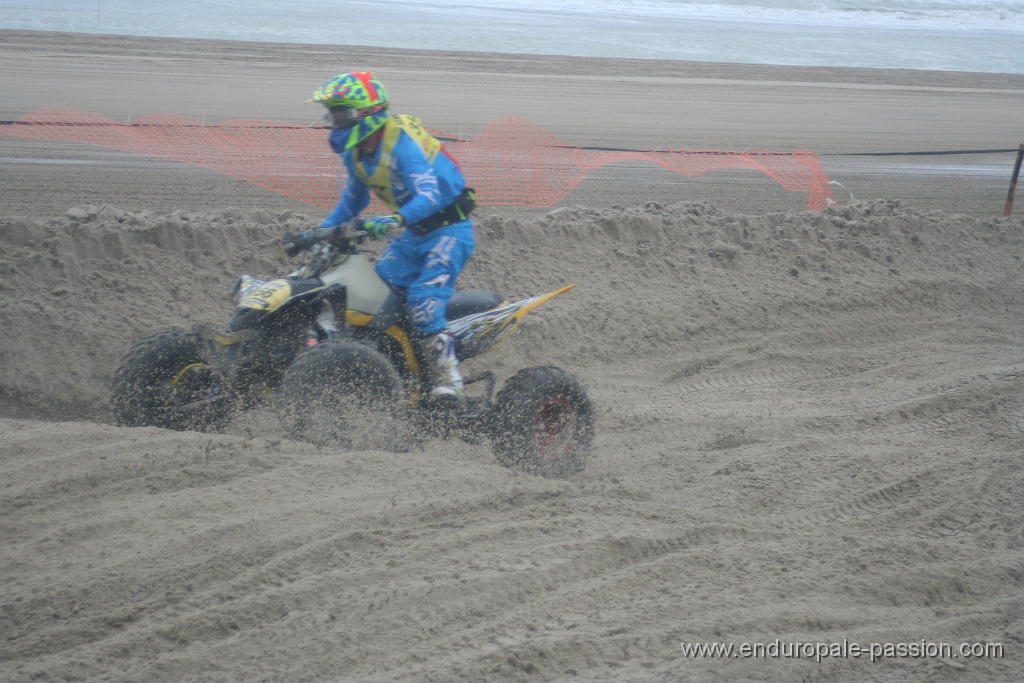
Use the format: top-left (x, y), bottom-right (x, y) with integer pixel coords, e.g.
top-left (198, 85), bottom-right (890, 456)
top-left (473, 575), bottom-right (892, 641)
top-left (322, 121), bottom-right (467, 228)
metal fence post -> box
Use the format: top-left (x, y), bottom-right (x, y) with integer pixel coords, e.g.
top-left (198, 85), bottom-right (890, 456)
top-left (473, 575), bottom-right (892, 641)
top-left (1006, 143), bottom-right (1024, 216)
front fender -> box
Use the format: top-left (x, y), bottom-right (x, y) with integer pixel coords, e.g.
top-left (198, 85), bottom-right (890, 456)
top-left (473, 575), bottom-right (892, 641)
top-left (228, 278), bottom-right (326, 332)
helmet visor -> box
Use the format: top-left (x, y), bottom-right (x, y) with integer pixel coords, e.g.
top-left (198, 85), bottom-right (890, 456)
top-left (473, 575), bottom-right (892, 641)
top-left (326, 106), bottom-right (360, 130)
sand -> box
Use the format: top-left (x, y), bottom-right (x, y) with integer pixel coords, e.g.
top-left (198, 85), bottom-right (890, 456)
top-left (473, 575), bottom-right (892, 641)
top-left (1, 29), bottom-right (1023, 682)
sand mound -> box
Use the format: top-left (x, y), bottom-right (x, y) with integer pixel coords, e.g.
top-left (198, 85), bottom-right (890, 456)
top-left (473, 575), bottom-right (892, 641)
top-left (2, 200), bottom-right (1023, 681)
top-left (1, 199), bottom-right (1019, 416)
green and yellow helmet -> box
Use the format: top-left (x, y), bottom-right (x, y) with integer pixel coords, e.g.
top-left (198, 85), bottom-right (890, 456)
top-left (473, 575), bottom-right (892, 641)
top-left (308, 71), bottom-right (390, 151)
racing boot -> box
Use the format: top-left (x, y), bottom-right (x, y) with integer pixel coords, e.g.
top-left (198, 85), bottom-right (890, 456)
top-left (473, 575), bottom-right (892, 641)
top-left (422, 330), bottom-right (466, 404)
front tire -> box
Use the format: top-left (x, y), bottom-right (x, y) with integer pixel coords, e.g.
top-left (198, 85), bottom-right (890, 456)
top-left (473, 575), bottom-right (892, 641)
top-left (491, 366), bottom-right (594, 478)
top-left (111, 330), bottom-right (231, 432)
top-left (273, 339), bottom-right (409, 450)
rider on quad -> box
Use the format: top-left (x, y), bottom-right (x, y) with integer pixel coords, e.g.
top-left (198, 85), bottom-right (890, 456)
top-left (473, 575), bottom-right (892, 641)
top-left (308, 71), bottom-right (477, 402)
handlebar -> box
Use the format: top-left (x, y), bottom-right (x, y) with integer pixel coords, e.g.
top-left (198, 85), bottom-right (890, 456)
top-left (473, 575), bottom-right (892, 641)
top-left (281, 219), bottom-right (367, 258)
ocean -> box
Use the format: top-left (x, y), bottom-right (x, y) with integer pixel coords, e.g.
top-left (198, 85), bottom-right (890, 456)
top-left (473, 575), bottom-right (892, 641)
top-left (1, 0), bottom-right (1022, 73)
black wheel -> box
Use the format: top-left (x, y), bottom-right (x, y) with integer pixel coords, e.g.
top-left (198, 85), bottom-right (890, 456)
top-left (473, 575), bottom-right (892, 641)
top-left (111, 330), bottom-right (231, 432)
top-left (491, 366), bottom-right (594, 478)
top-left (273, 339), bottom-right (410, 450)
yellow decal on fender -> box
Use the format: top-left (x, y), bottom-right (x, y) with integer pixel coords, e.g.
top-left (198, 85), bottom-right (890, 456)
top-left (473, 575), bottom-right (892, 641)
top-left (510, 284), bottom-right (575, 323)
top-left (345, 311), bottom-right (374, 327)
top-left (238, 279), bottom-right (293, 312)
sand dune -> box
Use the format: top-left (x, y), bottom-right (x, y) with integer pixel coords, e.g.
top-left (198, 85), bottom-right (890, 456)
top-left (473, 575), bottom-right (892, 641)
top-left (2, 30), bottom-right (1024, 682)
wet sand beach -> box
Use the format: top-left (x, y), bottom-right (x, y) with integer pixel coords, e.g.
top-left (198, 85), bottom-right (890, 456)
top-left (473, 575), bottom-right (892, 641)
top-left (1, 29), bottom-right (1023, 682)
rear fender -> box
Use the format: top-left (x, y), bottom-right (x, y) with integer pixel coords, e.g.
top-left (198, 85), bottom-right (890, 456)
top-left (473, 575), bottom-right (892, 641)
top-left (449, 284), bottom-right (575, 360)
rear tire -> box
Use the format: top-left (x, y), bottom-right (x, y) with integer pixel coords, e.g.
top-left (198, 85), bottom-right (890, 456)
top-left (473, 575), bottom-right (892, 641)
top-left (111, 330), bottom-right (231, 432)
top-left (491, 366), bottom-right (594, 478)
top-left (273, 339), bottom-right (409, 450)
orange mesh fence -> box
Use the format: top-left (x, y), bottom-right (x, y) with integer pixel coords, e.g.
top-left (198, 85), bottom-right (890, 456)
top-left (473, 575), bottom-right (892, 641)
top-left (1, 108), bottom-right (834, 210)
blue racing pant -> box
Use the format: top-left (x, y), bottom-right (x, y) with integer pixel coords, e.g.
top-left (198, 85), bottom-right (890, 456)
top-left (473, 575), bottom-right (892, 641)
top-left (374, 220), bottom-right (475, 337)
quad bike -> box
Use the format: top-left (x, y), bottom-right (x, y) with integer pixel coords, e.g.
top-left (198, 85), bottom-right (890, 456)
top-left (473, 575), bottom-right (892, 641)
top-left (110, 220), bottom-right (594, 477)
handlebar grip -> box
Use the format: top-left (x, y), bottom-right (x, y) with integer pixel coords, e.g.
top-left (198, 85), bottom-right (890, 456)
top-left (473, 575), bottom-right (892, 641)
top-left (281, 227), bottom-right (339, 257)
top-left (311, 226), bottom-right (338, 242)
top-left (282, 222), bottom-right (367, 258)
top-left (281, 230), bottom-right (308, 257)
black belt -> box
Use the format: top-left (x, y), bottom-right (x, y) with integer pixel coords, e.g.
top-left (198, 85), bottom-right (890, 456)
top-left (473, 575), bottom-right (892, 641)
top-left (408, 188), bottom-right (476, 236)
